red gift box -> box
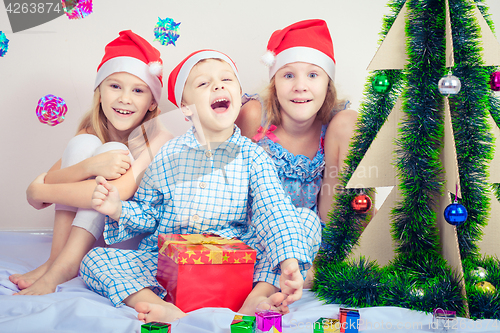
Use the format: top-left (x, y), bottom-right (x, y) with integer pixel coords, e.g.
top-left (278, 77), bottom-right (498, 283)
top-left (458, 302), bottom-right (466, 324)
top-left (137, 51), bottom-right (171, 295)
top-left (157, 234), bottom-right (256, 313)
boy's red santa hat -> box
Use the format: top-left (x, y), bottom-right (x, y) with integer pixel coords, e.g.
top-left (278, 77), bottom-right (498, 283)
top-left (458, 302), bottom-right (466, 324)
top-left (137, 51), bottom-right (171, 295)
top-left (94, 30), bottom-right (163, 103)
top-left (262, 19), bottom-right (335, 81)
top-left (168, 49), bottom-right (241, 107)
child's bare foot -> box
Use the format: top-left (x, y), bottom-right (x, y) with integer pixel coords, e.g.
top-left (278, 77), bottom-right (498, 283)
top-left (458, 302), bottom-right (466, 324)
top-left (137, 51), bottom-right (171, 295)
top-left (13, 261), bottom-right (78, 296)
top-left (239, 292), bottom-right (289, 315)
top-left (9, 260), bottom-right (53, 289)
top-left (135, 302), bottom-right (187, 323)
top-left (9, 274), bottom-right (23, 285)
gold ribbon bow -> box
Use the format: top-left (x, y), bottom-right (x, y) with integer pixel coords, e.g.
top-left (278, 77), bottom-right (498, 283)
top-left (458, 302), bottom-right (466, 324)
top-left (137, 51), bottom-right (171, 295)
top-left (159, 234), bottom-right (241, 264)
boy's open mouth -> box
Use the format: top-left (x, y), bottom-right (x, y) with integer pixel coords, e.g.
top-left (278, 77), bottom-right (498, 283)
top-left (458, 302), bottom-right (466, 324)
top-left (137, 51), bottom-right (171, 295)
top-left (211, 98), bottom-right (230, 113)
top-left (291, 99), bottom-right (312, 104)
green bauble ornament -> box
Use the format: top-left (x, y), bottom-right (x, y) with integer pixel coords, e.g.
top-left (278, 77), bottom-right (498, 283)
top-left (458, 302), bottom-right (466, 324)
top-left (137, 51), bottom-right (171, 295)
top-left (475, 281), bottom-right (496, 294)
top-left (471, 267), bottom-right (488, 281)
top-left (372, 74), bottom-right (392, 94)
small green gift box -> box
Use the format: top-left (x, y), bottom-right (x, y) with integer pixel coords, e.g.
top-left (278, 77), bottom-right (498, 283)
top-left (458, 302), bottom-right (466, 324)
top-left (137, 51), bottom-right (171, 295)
top-left (141, 322), bottom-right (171, 333)
top-left (231, 315), bottom-right (256, 332)
top-left (313, 318), bottom-right (340, 333)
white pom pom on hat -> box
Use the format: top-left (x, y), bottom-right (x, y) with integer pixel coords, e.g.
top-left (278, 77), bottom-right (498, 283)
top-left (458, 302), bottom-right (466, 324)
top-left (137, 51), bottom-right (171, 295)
top-left (261, 50), bottom-right (276, 67)
top-left (263, 19), bottom-right (336, 81)
top-left (149, 61), bottom-right (163, 77)
top-left (94, 30), bottom-right (163, 103)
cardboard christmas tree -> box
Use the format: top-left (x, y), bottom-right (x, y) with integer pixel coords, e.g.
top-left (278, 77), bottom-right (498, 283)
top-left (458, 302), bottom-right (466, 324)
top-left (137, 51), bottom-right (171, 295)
top-left (315, 0), bottom-right (500, 319)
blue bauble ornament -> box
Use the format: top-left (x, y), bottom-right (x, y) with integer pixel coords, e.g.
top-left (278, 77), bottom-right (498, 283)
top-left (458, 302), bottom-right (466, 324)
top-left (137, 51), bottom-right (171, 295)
top-left (444, 203), bottom-right (467, 226)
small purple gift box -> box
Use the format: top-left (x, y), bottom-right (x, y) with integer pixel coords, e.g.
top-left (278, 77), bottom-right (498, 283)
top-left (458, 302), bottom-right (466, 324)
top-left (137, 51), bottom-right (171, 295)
top-left (432, 308), bottom-right (457, 331)
top-left (256, 310), bottom-right (282, 332)
top-left (433, 308), bottom-right (456, 319)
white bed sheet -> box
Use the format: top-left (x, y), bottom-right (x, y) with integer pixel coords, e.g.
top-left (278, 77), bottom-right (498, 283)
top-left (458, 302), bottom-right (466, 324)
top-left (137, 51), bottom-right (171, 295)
top-left (1, 231), bottom-right (499, 333)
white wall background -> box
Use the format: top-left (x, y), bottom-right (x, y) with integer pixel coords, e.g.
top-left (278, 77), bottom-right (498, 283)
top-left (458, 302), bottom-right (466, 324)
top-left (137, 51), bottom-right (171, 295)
top-left (0, 0), bottom-right (499, 231)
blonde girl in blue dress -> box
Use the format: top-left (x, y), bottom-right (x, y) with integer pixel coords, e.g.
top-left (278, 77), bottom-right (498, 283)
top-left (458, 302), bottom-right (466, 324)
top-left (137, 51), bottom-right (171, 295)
top-left (236, 19), bottom-right (358, 287)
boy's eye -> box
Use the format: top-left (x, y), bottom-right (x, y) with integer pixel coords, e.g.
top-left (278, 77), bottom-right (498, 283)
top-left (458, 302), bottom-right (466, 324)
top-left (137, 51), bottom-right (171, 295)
top-left (134, 88), bottom-right (143, 93)
top-left (308, 73), bottom-right (318, 78)
top-left (197, 82), bottom-right (208, 87)
top-left (222, 78), bottom-right (232, 82)
top-left (110, 84), bottom-right (120, 89)
top-left (284, 73), bottom-right (294, 79)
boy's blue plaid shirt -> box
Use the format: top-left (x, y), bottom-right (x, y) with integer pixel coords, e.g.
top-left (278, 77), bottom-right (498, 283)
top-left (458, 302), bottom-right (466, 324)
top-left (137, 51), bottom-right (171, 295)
top-left (104, 126), bottom-right (320, 276)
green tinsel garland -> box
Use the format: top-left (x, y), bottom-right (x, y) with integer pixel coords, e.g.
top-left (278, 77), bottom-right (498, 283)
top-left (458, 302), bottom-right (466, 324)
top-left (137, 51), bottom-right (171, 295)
top-left (449, 0), bottom-right (493, 261)
top-left (392, 0), bottom-right (445, 260)
top-left (474, 0), bottom-right (500, 204)
top-left (386, 253), bottom-right (465, 315)
top-left (314, 257), bottom-right (384, 307)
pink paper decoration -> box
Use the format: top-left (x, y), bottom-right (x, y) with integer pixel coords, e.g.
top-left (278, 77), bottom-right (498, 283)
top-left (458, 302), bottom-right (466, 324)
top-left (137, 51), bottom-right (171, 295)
top-left (36, 94), bottom-right (68, 126)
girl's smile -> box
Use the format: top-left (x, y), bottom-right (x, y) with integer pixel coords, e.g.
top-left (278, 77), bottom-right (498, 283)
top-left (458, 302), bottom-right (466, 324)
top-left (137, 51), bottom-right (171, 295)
top-left (113, 108), bottom-right (135, 115)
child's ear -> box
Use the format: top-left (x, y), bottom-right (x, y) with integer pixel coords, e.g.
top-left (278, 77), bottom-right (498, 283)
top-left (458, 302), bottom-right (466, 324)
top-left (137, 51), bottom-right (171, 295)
top-left (149, 101), bottom-right (158, 111)
top-left (180, 102), bottom-right (193, 117)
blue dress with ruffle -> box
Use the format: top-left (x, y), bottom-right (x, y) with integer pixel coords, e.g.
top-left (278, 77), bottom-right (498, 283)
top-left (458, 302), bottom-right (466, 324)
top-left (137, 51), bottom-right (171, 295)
top-left (256, 125), bottom-right (327, 214)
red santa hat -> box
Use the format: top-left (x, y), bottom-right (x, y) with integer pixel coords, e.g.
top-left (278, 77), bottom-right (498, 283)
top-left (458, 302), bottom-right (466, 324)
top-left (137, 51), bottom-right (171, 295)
top-left (94, 30), bottom-right (163, 103)
top-left (167, 49), bottom-right (241, 107)
top-left (262, 19), bottom-right (335, 81)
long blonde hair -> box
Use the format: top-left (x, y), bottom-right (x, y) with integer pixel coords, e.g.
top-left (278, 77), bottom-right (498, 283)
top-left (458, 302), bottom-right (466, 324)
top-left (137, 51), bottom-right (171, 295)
top-left (261, 77), bottom-right (346, 133)
top-left (76, 88), bottom-right (161, 159)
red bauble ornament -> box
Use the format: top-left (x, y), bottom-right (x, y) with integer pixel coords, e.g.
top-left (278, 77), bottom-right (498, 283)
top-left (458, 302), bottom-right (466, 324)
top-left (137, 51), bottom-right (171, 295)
top-left (351, 194), bottom-right (372, 213)
top-left (490, 72), bottom-right (500, 91)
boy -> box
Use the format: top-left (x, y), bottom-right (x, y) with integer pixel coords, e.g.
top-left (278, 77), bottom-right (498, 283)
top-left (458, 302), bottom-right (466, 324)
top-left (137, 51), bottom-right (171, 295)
top-left (83, 50), bottom-right (321, 323)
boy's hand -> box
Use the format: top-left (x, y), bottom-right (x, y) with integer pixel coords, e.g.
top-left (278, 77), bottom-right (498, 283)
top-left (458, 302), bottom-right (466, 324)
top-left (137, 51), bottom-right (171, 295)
top-left (280, 258), bottom-right (303, 306)
top-left (91, 176), bottom-right (122, 220)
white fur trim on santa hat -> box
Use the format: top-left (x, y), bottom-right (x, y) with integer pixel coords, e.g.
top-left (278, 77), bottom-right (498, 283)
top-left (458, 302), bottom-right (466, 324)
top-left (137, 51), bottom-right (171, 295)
top-left (148, 61), bottom-right (163, 77)
top-left (261, 50), bottom-right (276, 67)
top-left (269, 46), bottom-right (335, 81)
top-left (94, 56), bottom-right (162, 102)
top-left (173, 50), bottom-right (241, 107)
